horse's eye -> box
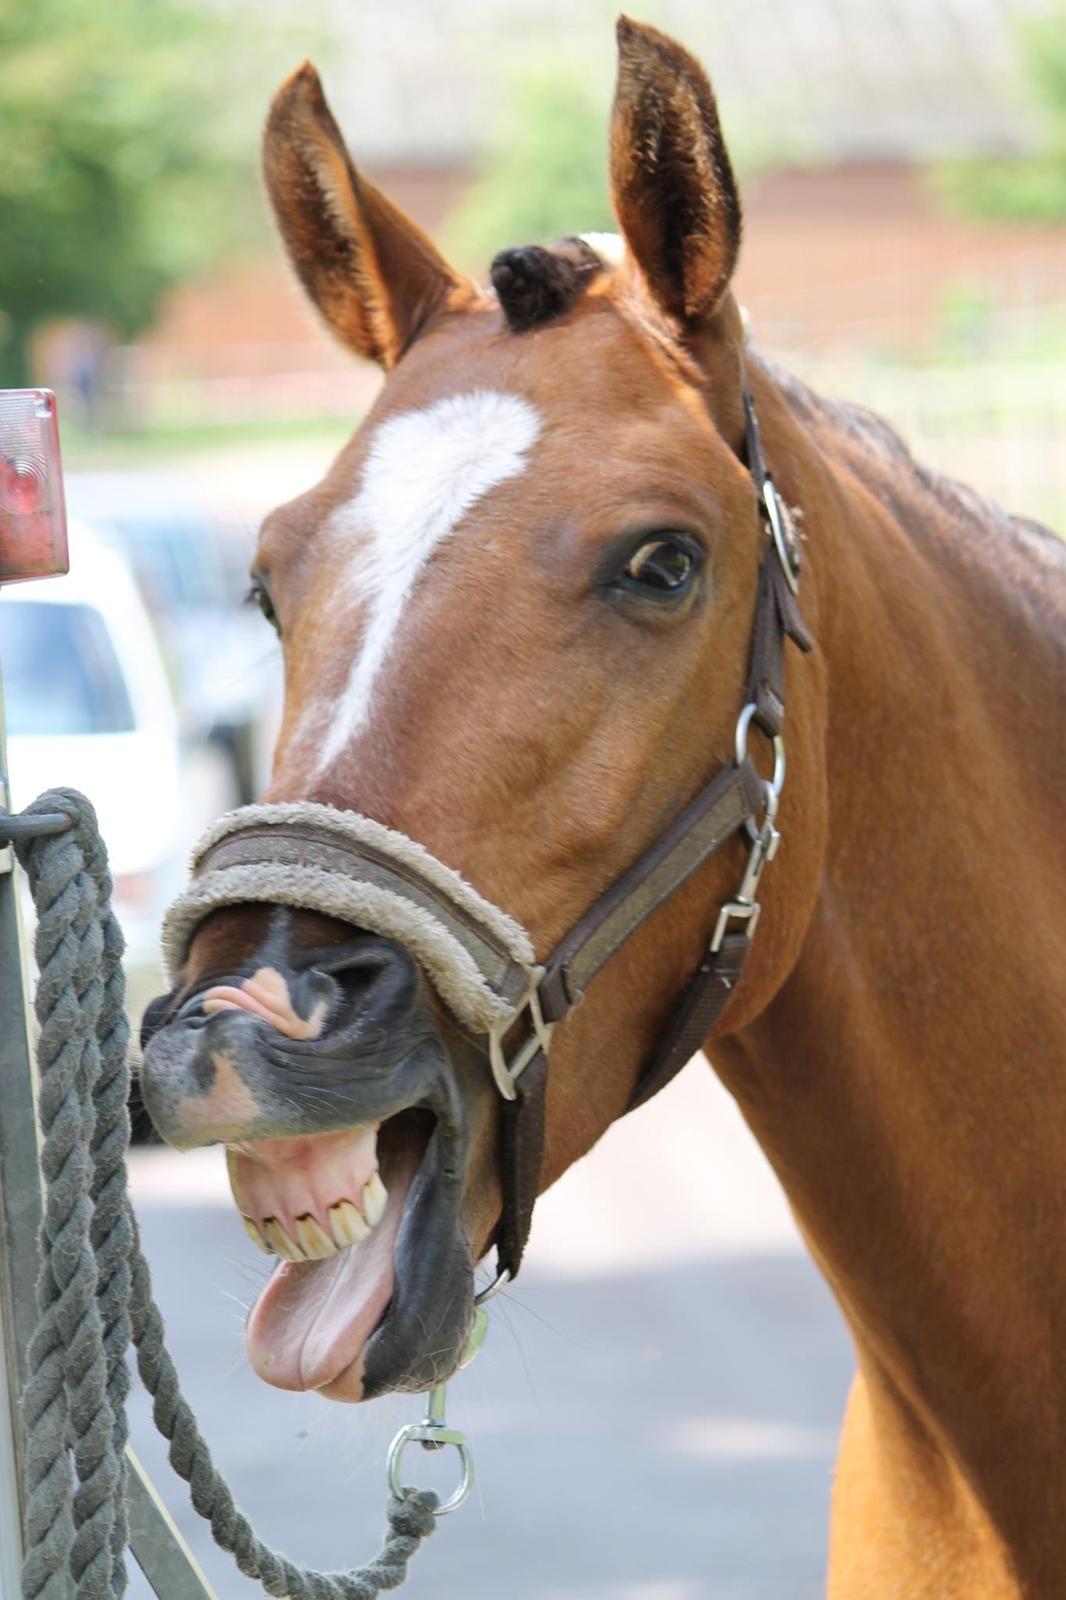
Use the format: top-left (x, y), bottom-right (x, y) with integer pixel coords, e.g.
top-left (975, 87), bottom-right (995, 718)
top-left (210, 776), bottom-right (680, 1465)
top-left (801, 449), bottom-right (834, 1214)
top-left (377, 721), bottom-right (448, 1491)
top-left (248, 579), bottom-right (280, 633)
top-left (621, 536), bottom-right (699, 596)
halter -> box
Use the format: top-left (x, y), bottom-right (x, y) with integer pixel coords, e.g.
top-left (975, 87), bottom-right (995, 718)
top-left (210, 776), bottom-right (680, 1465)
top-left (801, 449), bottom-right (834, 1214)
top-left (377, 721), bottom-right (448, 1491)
top-left (163, 386), bottom-right (812, 1289)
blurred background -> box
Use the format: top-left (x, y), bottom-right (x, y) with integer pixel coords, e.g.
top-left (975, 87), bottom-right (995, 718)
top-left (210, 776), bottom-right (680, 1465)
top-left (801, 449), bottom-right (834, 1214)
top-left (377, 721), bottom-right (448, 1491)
top-left (1, 1), bottom-right (1064, 1595)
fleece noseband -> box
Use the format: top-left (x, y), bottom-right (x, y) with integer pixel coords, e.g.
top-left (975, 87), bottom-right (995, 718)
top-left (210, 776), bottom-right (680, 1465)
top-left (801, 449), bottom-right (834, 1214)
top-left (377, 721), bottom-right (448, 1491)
top-left (163, 805), bottom-right (540, 1039)
top-left (162, 388), bottom-right (812, 1287)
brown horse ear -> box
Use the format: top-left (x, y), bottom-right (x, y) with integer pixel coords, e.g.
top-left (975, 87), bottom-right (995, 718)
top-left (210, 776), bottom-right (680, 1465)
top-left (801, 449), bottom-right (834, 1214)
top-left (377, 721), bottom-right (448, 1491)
top-left (263, 63), bottom-right (464, 369)
top-left (609, 17), bottom-right (741, 325)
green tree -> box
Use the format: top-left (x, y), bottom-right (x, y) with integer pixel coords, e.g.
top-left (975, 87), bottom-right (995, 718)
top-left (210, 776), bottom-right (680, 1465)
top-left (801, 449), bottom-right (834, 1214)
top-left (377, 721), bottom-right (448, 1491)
top-left (0, 0), bottom-right (257, 387)
top-left (442, 48), bottom-right (781, 274)
top-left (938, 4), bottom-right (1066, 221)
top-left (443, 59), bottom-right (615, 270)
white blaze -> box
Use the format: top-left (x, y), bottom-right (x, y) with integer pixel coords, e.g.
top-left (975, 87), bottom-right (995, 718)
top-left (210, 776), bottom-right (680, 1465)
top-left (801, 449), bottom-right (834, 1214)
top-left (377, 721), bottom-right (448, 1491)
top-left (580, 231), bottom-right (626, 267)
top-left (314, 389), bottom-right (541, 772)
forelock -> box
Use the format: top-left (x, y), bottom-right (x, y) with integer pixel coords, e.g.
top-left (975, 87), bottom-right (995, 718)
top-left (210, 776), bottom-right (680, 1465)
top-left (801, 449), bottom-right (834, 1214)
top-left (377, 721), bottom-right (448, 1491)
top-left (489, 236), bottom-right (606, 333)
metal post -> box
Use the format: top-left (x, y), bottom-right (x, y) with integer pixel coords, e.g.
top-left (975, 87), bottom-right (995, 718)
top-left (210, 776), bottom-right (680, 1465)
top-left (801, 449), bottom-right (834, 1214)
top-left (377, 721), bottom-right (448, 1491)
top-left (0, 714), bottom-right (39, 1598)
top-left (0, 413), bottom-right (219, 1597)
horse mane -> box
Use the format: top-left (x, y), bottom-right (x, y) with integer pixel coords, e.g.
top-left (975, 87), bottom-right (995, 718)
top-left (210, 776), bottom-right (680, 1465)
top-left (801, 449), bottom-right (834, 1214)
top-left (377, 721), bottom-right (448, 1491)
top-left (760, 354), bottom-right (1064, 586)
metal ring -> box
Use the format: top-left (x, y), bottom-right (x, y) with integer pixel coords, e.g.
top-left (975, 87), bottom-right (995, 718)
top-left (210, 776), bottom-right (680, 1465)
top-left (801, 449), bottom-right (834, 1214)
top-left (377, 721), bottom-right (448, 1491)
top-left (766, 738), bottom-right (786, 803)
top-left (475, 1267), bottom-right (511, 1306)
top-left (734, 704), bottom-right (785, 798)
top-left (735, 703), bottom-right (786, 842)
top-left (387, 1425), bottom-right (475, 1516)
top-left (733, 701), bottom-right (757, 767)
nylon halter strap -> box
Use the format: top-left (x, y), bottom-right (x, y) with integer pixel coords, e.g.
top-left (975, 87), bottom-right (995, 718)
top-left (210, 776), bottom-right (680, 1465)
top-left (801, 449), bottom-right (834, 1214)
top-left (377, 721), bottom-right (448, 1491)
top-left (489, 389), bottom-right (812, 1279)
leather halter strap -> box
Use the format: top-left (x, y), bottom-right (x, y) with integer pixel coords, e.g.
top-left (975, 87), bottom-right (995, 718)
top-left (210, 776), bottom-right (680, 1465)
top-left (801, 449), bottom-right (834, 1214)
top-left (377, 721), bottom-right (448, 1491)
top-left (492, 389), bottom-right (812, 1279)
top-left (538, 758), bottom-right (765, 1023)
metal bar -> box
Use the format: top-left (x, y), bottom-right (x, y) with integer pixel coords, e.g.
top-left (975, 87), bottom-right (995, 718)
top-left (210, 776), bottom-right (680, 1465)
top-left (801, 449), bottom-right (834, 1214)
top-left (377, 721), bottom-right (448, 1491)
top-left (0, 1234), bottom-right (25, 1600)
top-left (125, 1452), bottom-right (219, 1600)
top-left (0, 700), bottom-right (38, 1598)
top-left (0, 866), bottom-right (42, 1387)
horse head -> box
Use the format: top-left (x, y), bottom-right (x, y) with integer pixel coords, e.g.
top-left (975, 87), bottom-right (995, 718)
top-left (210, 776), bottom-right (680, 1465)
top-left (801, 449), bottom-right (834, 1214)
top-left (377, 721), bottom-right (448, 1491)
top-left (139, 18), bottom-right (827, 1404)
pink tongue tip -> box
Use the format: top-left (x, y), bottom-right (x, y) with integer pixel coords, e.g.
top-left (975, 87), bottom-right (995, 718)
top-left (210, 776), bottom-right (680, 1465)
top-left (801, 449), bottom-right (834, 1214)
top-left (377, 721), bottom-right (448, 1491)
top-left (203, 967), bottom-right (328, 1041)
top-left (234, 1130), bottom-right (423, 1401)
top-left (244, 1163), bottom-right (411, 1400)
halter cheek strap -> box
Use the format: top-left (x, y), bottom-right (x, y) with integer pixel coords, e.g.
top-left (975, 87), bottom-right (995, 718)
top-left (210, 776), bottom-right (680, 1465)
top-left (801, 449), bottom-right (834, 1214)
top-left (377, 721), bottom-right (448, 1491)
top-left (161, 387), bottom-right (812, 1289)
top-left (493, 391), bottom-right (812, 1273)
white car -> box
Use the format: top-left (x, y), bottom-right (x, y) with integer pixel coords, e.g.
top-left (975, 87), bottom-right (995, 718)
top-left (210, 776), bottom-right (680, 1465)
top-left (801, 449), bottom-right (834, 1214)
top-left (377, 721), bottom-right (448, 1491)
top-left (65, 472), bottom-right (281, 802)
top-left (1, 522), bottom-right (183, 978)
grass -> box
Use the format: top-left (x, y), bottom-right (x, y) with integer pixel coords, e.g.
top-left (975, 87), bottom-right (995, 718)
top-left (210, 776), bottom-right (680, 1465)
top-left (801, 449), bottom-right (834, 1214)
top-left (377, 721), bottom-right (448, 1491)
top-left (61, 413), bottom-right (355, 471)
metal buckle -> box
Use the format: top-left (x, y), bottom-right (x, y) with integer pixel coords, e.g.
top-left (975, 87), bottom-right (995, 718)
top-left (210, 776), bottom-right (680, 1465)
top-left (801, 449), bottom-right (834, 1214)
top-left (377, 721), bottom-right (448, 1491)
top-left (761, 476), bottom-right (801, 595)
top-left (710, 895), bottom-right (762, 954)
top-left (715, 701), bottom-right (783, 952)
top-left (487, 971), bottom-right (554, 1101)
top-left (709, 823), bottom-right (779, 954)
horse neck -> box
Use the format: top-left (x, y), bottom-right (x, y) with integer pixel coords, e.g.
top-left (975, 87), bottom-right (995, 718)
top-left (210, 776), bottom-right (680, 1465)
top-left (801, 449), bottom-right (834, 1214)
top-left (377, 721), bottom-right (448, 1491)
top-left (713, 362), bottom-right (1066, 1587)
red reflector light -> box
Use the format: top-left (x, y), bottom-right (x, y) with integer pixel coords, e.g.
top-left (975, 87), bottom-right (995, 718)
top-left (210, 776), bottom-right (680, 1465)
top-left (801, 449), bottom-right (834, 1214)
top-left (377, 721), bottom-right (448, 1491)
top-left (0, 390), bottom-right (69, 584)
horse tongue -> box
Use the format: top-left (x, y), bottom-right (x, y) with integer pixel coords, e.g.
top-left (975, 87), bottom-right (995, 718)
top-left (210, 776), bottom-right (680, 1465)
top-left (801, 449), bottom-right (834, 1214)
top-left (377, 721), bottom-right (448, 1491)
top-left (245, 1160), bottom-right (412, 1399)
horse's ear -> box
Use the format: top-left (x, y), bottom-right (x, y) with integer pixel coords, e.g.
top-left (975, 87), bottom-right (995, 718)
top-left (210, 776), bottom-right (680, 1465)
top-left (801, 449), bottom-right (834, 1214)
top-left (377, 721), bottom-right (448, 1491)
top-left (609, 17), bottom-right (741, 325)
top-left (263, 63), bottom-right (465, 369)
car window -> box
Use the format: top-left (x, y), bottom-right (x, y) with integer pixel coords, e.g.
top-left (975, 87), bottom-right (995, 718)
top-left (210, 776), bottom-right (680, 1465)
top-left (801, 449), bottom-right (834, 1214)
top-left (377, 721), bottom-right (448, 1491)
top-left (0, 601), bottom-right (136, 735)
top-left (105, 516), bottom-right (226, 610)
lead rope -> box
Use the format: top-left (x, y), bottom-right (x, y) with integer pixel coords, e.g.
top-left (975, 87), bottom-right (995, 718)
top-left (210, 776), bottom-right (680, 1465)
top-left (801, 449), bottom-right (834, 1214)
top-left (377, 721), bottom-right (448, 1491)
top-left (8, 787), bottom-right (460, 1600)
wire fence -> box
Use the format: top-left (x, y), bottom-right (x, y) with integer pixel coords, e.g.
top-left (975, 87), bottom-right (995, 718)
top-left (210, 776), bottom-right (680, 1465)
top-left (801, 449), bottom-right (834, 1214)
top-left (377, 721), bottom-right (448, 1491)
top-left (72, 339), bottom-right (1065, 535)
top-left (791, 356), bottom-right (1066, 529)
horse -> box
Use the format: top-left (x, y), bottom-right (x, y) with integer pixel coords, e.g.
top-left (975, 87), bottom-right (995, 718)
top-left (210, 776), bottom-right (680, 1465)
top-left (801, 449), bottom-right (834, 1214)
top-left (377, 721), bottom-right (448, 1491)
top-left (139, 18), bottom-right (1066, 1597)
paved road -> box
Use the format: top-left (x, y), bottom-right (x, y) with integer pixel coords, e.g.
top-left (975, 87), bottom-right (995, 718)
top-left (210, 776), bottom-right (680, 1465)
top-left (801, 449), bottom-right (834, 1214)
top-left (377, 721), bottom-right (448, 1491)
top-left (124, 1062), bottom-right (853, 1600)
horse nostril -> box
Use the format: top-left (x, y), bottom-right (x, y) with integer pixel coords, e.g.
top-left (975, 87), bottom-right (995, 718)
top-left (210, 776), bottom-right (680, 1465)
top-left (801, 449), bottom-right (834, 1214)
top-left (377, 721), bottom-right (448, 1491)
top-left (289, 966), bottom-right (339, 1025)
top-left (167, 936), bottom-right (421, 1053)
top-left (320, 937), bottom-right (420, 1036)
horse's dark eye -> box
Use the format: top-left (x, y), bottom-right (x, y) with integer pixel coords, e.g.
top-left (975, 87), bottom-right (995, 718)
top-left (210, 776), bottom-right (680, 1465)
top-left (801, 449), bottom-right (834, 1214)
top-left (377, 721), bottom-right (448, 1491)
top-left (248, 579), bottom-right (279, 633)
top-left (622, 536), bottom-right (698, 595)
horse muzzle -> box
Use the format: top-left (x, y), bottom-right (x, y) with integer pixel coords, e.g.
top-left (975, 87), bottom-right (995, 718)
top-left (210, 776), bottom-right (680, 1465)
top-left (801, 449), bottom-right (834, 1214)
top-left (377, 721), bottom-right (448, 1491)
top-left (140, 931), bottom-right (479, 1401)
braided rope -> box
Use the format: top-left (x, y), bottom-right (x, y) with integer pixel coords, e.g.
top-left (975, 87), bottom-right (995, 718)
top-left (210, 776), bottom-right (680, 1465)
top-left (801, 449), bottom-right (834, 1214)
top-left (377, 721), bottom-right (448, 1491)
top-left (13, 789), bottom-right (438, 1600)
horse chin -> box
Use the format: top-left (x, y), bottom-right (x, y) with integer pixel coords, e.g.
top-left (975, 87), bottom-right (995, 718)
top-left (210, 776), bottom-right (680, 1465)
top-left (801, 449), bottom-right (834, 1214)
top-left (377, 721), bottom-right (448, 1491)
top-left (238, 1102), bottom-right (474, 1402)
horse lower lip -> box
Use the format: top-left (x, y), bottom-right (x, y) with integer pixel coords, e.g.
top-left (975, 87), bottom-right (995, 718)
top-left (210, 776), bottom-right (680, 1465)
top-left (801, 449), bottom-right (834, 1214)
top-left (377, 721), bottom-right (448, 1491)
top-left (241, 1110), bottom-right (436, 1396)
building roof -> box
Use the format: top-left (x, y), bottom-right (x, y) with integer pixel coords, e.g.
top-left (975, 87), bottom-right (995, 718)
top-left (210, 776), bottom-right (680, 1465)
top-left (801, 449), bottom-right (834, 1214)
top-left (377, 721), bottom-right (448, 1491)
top-left (318, 0), bottom-right (1052, 168)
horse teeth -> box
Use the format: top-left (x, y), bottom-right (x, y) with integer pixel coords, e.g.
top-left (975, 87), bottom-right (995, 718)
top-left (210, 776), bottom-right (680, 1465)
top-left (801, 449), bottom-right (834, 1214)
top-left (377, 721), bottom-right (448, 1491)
top-left (242, 1216), bottom-right (271, 1254)
top-left (295, 1215), bottom-right (337, 1259)
top-left (264, 1218), bottom-right (305, 1261)
top-left (329, 1200), bottom-right (370, 1249)
top-left (363, 1173), bottom-right (388, 1227)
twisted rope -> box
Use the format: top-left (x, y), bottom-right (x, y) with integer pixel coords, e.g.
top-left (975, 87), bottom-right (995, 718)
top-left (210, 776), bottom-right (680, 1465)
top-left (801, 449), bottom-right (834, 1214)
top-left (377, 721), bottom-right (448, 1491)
top-left (12, 789), bottom-right (438, 1600)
